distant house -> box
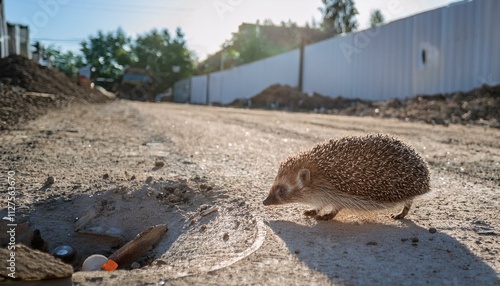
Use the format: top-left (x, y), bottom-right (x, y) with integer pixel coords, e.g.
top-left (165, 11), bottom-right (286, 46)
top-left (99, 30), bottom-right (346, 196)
top-left (1, 0), bottom-right (31, 59)
top-left (0, 0), bottom-right (8, 58)
top-left (7, 22), bottom-right (29, 57)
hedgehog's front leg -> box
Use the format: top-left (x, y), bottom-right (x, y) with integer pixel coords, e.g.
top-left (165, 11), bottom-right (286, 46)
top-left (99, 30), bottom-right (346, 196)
top-left (391, 200), bottom-right (413, 219)
top-left (304, 207), bottom-right (341, 221)
top-left (315, 208), bottom-right (340, 221)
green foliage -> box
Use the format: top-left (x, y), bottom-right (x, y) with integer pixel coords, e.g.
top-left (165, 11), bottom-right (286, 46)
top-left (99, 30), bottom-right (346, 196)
top-left (133, 27), bottom-right (193, 93)
top-left (369, 9), bottom-right (385, 28)
top-left (80, 27), bottom-right (133, 81)
top-left (320, 0), bottom-right (359, 35)
top-left (198, 20), bottom-right (318, 74)
top-left (45, 45), bottom-right (84, 78)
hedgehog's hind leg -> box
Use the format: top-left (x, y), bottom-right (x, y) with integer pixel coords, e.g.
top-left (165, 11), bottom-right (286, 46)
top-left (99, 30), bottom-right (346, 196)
top-left (315, 210), bottom-right (339, 221)
top-left (303, 209), bottom-right (318, 217)
top-left (391, 200), bottom-right (413, 220)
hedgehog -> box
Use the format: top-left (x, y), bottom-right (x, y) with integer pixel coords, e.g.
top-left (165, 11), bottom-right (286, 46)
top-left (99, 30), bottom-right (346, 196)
top-left (263, 134), bottom-right (430, 220)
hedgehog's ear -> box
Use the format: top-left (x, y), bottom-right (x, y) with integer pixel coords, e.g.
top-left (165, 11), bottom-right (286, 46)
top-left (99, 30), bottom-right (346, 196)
top-left (297, 169), bottom-right (311, 187)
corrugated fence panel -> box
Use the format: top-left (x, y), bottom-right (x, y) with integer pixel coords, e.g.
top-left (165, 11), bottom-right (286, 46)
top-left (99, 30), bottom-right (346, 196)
top-left (445, 0), bottom-right (476, 92)
top-left (173, 78), bottom-right (190, 103)
top-left (303, 34), bottom-right (355, 99)
top-left (491, 0), bottom-right (500, 85)
top-left (190, 75), bottom-right (208, 104)
top-left (304, 18), bottom-right (414, 100)
top-left (412, 7), bottom-right (442, 95)
top-left (351, 18), bottom-right (414, 100)
top-left (470, 0), bottom-right (500, 88)
top-left (208, 70), bottom-right (226, 104)
top-left (181, 0), bottom-right (499, 104)
top-left (208, 49), bottom-right (300, 104)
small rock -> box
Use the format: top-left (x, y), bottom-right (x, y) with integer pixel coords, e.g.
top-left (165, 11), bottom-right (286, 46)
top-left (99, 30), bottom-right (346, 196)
top-left (102, 173), bottom-right (109, 180)
top-left (131, 262), bottom-right (140, 269)
top-left (294, 250), bottom-right (301, 254)
top-left (412, 237), bottom-right (419, 243)
top-left (130, 175), bottom-right (136, 181)
top-left (173, 188), bottom-right (183, 197)
top-left (476, 230), bottom-right (497, 236)
top-left (200, 184), bottom-right (213, 191)
top-left (401, 238), bottom-right (408, 242)
top-left (200, 225), bottom-right (207, 232)
top-left (0, 244), bottom-right (73, 280)
top-left (155, 161), bottom-right (165, 168)
top-left (429, 227), bottom-right (437, 234)
top-left (168, 194), bottom-right (179, 203)
top-left (145, 176), bottom-right (153, 184)
top-left (366, 241), bottom-right (378, 246)
top-left (94, 202), bottom-right (104, 212)
top-left (223, 233), bottom-right (229, 241)
top-left (31, 229), bottom-right (49, 253)
top-left (154, 260), bottom-right (168, 266)
top-left (199, 204), bottom-right (210, 211)
top-left (45, 176), bottom-right (56, 185)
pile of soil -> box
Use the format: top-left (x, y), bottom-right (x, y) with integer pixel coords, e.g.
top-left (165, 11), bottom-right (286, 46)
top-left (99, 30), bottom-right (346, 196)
top-left (0, 55), bottom-right (110, 129)
top-left (229, 84), bottom-right (362, 111)
top-left (228, 84), bottom-right (500, 128)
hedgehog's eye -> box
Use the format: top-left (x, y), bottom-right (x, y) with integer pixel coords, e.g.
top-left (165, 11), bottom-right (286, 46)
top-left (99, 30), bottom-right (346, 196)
top-left (277, 185), bottom-right (288, 197)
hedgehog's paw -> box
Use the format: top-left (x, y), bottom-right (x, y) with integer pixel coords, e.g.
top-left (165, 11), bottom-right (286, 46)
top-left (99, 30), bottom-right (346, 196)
top-left (391, 213), bottom-right (405, 220)
top-left (314, 210), bottom-right (339, 221)
top-left (391, 200), bottom-right (412, 220)
top-left (303, 209), bottom-right (318, 217)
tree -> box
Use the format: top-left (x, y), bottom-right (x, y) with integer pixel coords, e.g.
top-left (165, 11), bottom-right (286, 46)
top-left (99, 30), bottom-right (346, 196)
top-left (45, 45), bottom-right (84, 78)
top-left (132, 27), bottom-right (193, 93)
top-left (226, 20), bottom-right (302, 65)
top-left (369, 9), bottom-right (385, 28)
top-left (80, 27), bottom-right (133, 81)
top-left (320, 0), bottom-right (358, 36)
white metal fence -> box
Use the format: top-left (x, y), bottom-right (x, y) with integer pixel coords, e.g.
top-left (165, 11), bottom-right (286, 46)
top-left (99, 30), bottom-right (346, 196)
top-left (178, 0), bottom-right (500, 103)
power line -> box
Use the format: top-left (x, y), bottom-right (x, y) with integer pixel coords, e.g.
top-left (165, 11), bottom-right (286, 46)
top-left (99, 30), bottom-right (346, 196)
top-left (32, 38), bottom-right (84, 42)
top-left (61, 2), bottom-right (194, 15)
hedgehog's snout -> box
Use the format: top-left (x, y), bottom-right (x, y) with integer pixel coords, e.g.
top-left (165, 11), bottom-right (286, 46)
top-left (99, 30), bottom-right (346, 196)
top-left (263, 194), bottom-right (276, 206)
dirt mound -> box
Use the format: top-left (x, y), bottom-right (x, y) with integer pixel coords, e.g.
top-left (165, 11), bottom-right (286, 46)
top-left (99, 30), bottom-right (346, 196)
top-left (338, 84), bottom-right (500, 127)
top-left (228, 84), bottom-right (500, 128)
top-left (229, 84), bottom-right (361, 111)
top-left (0, 55), bottom-right (110, 129)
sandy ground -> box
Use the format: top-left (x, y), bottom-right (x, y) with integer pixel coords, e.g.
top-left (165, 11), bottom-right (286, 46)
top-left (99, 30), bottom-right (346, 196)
top-left (1, 100), bottom-right (499, 285)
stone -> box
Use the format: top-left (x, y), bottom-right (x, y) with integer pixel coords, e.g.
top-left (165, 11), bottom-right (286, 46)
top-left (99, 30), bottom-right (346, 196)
top-left (0, 244), bottom-right (73, 280)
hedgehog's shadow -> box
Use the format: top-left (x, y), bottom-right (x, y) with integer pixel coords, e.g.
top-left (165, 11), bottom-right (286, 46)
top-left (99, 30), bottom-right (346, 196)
top-left (267, 220), bottom-right (498, 285)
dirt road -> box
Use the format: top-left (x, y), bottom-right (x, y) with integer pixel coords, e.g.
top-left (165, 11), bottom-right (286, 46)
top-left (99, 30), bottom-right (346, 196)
top-left (1, 100), bottom-right (499, 285)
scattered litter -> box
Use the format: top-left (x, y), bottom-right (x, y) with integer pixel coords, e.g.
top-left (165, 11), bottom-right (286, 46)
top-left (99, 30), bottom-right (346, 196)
top-left (82, 254), bottom-right (108, 271)
top-left (102, 224), bottom-right (168, 271)
top-left (52, 245), bottom-right (77, 264)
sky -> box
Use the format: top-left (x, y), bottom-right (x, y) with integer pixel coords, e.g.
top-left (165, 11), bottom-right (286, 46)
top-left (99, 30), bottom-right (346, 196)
top-left (5, 0), bottom-right (458, 61)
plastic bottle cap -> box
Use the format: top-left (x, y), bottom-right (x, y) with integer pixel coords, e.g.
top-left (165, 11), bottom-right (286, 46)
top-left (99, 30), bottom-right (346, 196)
top-left (102, 259), bottom-right (119, 272)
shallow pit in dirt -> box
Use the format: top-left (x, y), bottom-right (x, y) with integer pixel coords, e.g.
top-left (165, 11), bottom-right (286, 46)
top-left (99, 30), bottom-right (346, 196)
top-left (0, 177), bottom-right (263, 277)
